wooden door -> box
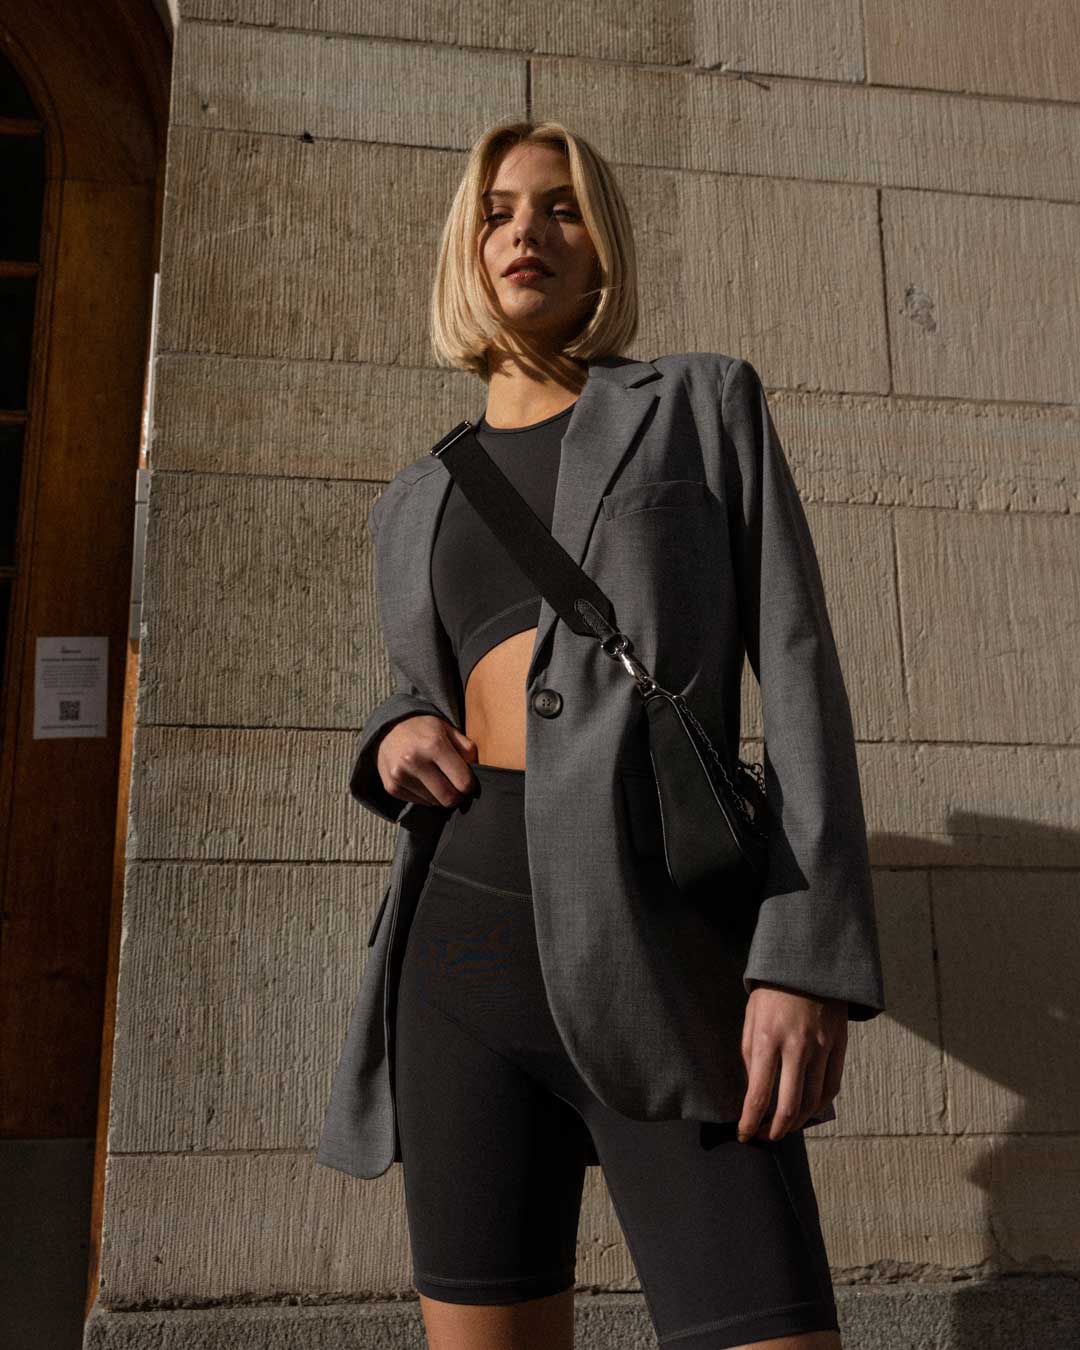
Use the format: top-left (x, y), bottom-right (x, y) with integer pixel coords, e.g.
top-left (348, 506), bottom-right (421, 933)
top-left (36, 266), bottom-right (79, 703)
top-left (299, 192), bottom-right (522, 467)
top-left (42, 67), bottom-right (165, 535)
top-left (0, 2), bottom-right (169, 1329)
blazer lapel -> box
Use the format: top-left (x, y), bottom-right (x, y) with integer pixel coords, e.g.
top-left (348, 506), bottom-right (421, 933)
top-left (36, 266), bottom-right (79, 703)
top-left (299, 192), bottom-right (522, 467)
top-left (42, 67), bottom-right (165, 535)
top-left (523, 356), bottom-right (660, 686)
top-left (377, 354), bottom-right (662, 725)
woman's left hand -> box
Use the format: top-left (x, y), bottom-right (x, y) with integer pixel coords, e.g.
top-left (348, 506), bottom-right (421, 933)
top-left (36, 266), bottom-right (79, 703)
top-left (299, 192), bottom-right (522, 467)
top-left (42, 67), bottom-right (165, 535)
top-left (737, 980), bottom-right (848, 1143)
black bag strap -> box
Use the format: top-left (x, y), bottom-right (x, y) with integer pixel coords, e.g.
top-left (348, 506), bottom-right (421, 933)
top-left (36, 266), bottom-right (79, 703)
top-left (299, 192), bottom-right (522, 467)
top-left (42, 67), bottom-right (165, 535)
top-left (430, 420), bottom-right (654, 689)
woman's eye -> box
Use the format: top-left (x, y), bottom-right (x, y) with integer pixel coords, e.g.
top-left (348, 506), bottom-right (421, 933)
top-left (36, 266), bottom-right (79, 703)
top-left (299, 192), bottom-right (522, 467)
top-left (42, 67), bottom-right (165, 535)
top-left (483, 209), bottom-right (580, 223)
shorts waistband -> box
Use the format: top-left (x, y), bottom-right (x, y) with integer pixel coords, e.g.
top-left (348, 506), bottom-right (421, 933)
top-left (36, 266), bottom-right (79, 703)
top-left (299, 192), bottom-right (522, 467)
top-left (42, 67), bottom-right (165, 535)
top-left (468, 762), bottom-right (525, 785)
top-left (430, 762), bottom-right (529, 894)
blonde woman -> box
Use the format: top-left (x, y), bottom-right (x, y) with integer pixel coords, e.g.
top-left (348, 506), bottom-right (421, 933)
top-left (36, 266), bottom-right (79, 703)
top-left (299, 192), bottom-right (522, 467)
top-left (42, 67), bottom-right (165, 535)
top-left (318, 119), bottom-right (885, 1350)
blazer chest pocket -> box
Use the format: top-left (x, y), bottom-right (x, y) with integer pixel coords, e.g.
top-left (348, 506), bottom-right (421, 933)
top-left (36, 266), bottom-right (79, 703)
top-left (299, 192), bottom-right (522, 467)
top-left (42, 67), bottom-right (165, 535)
top-left (601, 478), bottom-right (714, 521)
top-left (367, 883), bottom-right (392, 947)
top-left (621, 769), bottom-right (665, 858)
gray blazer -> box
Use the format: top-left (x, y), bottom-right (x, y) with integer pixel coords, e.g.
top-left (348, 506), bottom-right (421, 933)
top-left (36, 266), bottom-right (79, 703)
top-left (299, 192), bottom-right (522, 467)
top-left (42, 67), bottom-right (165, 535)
top-left (316, 351), bottom-right (886, 1180)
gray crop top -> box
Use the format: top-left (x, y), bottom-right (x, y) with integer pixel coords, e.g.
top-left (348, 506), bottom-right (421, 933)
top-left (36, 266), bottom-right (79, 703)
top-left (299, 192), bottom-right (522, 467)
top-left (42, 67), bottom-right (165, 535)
top-left (431, 402), bottom-right (573, 697)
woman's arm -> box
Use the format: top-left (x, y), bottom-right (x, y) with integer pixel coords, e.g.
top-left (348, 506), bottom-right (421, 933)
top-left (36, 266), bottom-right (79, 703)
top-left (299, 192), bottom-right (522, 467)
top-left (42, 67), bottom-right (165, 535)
top-left (721, 356), bottom-right (886, 1022)
top-left (346, 491), bottom-right (452, 825)
top-left (347, 685), bottom-right (451, 825)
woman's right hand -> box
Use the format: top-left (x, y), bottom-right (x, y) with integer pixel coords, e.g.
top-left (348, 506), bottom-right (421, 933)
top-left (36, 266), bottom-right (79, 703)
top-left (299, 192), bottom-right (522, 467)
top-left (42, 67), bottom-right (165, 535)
top-left (375, 714), bottom-right (479, 810)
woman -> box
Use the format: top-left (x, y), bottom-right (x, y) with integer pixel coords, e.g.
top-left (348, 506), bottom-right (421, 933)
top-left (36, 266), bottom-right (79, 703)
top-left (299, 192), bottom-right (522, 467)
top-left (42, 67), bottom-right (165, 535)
top-left (318, 119), bottom-right (886, 1350)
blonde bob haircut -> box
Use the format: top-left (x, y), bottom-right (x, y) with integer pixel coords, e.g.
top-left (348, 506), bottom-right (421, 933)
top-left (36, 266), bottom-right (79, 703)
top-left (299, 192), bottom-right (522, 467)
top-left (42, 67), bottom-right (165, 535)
top-left (431, 119), bottom-right (639, 380)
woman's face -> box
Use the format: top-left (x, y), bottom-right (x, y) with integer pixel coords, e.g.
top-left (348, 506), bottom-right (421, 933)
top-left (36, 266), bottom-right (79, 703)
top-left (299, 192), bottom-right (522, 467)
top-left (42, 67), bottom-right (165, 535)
top-left (479, 143), bottom-right (600, 350)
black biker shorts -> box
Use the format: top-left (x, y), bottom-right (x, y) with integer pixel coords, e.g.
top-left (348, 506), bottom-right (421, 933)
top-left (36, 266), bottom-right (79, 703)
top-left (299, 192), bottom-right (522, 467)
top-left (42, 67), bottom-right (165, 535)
top-left (394, 763), bottom-right (841, 1350)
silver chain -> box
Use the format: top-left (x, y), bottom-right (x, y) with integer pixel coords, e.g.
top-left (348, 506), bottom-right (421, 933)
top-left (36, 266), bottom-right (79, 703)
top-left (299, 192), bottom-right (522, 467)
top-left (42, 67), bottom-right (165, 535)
top-left (590, 615), bottom-right (769, 842)
top-left (671, 692), bottom-right (768, 838)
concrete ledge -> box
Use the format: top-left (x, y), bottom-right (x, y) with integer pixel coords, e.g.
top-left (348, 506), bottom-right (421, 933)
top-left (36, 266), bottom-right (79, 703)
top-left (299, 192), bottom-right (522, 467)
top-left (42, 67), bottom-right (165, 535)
top-left (84, 1278), bottom-right (1080, 1348)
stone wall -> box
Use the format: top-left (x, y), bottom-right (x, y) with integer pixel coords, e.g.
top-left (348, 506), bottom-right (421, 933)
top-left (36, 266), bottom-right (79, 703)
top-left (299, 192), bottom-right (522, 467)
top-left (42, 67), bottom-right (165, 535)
top-left (88, 3), bottom-right (1080, 1344)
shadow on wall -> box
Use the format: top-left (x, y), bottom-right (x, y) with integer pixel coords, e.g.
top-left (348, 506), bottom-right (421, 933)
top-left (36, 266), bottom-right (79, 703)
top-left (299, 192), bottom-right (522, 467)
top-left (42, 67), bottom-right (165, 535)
top-left (863, 806), bottom-right (1078, 1277)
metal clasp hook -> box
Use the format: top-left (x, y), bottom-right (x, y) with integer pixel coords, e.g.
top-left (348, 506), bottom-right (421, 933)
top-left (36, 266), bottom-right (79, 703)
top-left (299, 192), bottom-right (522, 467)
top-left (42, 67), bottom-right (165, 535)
top-left (600, 631), bottom-right (656, 693)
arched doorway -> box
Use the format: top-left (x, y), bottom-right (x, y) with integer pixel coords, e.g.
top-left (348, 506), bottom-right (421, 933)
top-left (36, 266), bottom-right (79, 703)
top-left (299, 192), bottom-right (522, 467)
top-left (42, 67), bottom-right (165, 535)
top-left (0, 5), bottom-right (169, 1344)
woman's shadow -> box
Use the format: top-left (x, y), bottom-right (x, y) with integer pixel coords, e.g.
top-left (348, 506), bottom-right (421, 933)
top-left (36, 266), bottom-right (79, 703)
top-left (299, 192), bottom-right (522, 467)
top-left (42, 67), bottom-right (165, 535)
top-left (810, 809), bottom-right (1080, 1339)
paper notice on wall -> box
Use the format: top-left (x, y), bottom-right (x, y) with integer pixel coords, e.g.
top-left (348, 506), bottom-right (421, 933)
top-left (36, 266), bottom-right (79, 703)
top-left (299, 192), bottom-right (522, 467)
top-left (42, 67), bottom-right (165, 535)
top-left (34, 636), bottom-right (108, 738)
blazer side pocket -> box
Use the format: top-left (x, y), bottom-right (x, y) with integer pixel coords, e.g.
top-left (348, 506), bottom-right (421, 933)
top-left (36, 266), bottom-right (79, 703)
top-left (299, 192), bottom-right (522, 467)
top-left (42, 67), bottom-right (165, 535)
top-left (367, 884), bottom-right (392, 947)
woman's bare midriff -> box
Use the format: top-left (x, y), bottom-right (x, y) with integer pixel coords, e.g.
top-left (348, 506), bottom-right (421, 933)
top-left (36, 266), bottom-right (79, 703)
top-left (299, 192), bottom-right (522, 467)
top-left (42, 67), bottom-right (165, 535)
top-left (462, 628), bottom-right (537, 769)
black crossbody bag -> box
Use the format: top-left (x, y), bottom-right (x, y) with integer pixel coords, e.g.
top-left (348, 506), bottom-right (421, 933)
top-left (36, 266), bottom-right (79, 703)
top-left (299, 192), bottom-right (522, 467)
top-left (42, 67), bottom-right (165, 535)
top-left (431, 420), bottom-right (772, 900)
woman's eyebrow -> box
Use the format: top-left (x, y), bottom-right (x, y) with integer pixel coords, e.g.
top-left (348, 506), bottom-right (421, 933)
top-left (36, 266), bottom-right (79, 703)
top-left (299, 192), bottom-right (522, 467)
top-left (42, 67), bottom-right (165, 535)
top-left (482, 184), bottom-right (576, 201)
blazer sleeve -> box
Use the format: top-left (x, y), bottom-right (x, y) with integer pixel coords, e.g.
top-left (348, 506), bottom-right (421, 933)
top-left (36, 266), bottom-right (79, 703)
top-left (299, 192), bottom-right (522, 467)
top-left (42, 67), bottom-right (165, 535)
top-left (721, 357), bottom-right (886, 1021)
top-left (346, 495), bottom-right (450, 826)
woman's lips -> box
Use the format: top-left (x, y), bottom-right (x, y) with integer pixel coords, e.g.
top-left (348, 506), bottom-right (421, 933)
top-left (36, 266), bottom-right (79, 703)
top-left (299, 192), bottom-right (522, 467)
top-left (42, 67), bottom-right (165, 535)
top-left (505, 268), bottom-right (550, 284)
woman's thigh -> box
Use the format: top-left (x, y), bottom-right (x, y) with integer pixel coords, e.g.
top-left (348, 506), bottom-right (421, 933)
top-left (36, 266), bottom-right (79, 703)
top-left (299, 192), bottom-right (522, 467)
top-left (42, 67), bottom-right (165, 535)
top-left (580, 1102), bottom-right (841, 1350)
top-left (394, 872), bottom-right (591, 1305)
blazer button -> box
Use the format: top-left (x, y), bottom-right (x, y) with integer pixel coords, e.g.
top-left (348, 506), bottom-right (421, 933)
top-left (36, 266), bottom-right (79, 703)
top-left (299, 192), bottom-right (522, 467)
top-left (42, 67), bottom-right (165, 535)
top-left (531, 687), bottom-right (563, 718)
